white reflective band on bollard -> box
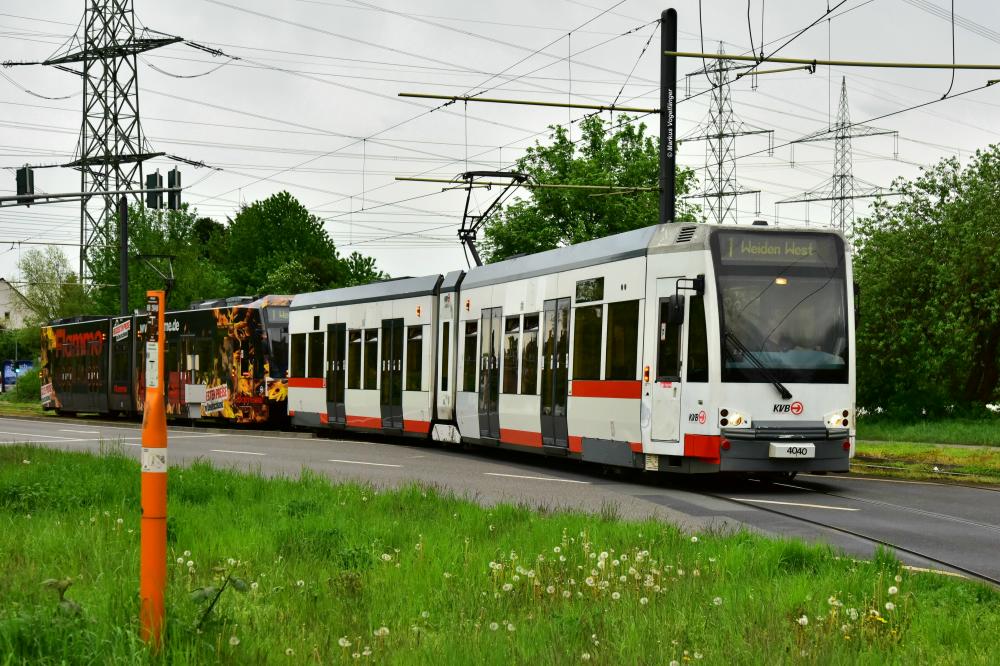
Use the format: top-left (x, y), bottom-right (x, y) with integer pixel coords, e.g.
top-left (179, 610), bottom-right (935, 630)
top-left (141, 447), bottom-right (168, 473)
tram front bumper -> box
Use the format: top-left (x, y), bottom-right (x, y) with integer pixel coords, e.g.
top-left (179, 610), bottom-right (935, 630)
top-left (719, 425), bottom-right (851, 473)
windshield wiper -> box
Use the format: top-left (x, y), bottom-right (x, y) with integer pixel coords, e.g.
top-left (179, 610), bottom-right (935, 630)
top-left (723, 329), bottom-right (793, 400)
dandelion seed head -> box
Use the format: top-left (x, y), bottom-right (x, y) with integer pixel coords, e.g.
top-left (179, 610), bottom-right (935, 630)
top-left (250, 582), bottom-right (259, 590)
top-left (229, 636), bottom-right (240, 646)
top-left (713, 597), bottom-right (723, 606)
top-left (562, 590), bottom-right (572, 598)
top-left (894, 574), bottom-right (902, 583)
top-left (421, 610), bottom-right (430, 619)
top-left (885, 602), bottom-right (896, 611)
top-left (798, 616), bottom-right (809, 626)
top-left (338, 637), bottom-right (351, 648)
top-left (506, 623), bottom-right (515, 632)
top-left (296, 580), bottom-right (305, 587)
top-left (285, 648), bottom-right (294, 656)
top-left (489, 622), bottom-right (499, 631)
top-left (502, 583), bottom-right (513, 592)
top-left (612, 592), bottom-right (621, 600)
top-left (888, 586), bottom-right (898, 595)
top-left (639, 597), bottom-right (649, 605)
top-left (176, 557), bottom-right (184, 565)
top-left (691, 536), bottom-right (699, 543)
top-left (362, 647), bottom-right (372, 656)
top-left (381, 553), bottom-right (392, 562)
top-left (374, 626), bottom-right (390, 637)
top-left (227, 558), bottom-right (236, 566)
top-left (581, 653), bottom-right (591, 661)
top-left (116, 518), bottom-right (123, 525)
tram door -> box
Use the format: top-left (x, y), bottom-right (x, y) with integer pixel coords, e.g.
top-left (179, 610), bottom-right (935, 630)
top-left (651, 277), bottom-right (684, 441)
top-left (380, 318), bottom-right (404, 430)
top-left (478, 307), bottom-right (502, 439)
top-left (541, 298), bottom-right (570, 448)
top-left (326, 323), bottom-right (346, 425)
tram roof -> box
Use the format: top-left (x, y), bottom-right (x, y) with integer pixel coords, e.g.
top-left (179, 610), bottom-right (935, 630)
top-left (290, 274), bottom-right (443, 311)
top-left (462, 224), bottom-right (665, 290)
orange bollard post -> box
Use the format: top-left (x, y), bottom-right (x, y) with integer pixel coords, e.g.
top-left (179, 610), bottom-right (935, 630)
top-left (140, 290), bottom-right (168, 647)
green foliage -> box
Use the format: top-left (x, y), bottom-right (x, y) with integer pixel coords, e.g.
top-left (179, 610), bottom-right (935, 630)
top-left (0, 325), bottom-right (39, 361)
top-left (482, 115), bottom-right (700, 262)
top-left (854, 145), bottom-right (1000, 416)
top-left (89, 205), bottom-right (234, 313)
top-left (16, 247), bottom-right (94, 324)
top-left (13, 366), bottom-right (40, 402)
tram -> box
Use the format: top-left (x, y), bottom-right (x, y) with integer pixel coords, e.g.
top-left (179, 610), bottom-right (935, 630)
top-left (40, 295), bottom-right (291, 425)
top-left (287, 223), bottom-right (855, 474)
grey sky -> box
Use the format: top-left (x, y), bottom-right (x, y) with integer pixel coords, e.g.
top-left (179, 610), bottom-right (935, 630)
top-left (1, 0), bottom-right (998, 284)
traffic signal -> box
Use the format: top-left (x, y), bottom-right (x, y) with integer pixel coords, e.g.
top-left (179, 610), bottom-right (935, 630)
top-left (167, 168), bottom-right (181, 210)
top-left (15, 166), bottom-right (34, 205)
top-left (145, 171), bottom-right (163, 209)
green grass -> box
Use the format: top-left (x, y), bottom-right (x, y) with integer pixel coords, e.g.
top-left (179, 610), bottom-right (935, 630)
top-left (857, 417), bottom-right (1000, 447)
top-left (2, 445), bottom-right (1000, 664)
top-left (854, 441), bottom-right (1000, 484)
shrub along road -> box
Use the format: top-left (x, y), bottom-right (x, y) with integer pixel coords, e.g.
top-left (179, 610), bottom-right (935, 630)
top-left (1, 416), bottom-right (999, 583)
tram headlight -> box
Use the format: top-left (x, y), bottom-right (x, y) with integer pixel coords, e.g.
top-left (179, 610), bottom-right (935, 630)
top-left (720, 409), bottom-right (751, 428)
top-left (825, 409), bottom-right (851, 428)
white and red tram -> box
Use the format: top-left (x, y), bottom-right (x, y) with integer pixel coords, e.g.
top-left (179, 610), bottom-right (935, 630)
top-left (288, 223), bottom-right (855, 474)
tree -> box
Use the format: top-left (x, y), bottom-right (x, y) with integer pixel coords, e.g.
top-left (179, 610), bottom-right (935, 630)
top-left (223, 191), bottom-right (346, 294)
top-left (853, 145), bottom-right (1000, 416)
top-left (89, 204), bottom-right (234, 313)
top-left (342, 251), bottom-right (389, 287)
top-left (481, 114), bottom-right (700, 262)
top-left (16, 246), bottom-right (93, 324)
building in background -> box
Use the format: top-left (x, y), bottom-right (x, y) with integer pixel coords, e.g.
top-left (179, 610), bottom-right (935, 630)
top-left (0, 279), bottom-right (28, 331)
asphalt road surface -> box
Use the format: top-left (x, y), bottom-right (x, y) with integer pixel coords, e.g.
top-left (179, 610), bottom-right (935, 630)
top-left (4, 415), bottom-right (998, 583)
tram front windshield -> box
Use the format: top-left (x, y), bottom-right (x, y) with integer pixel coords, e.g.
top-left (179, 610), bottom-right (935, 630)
top-left (263, 306), bottom-right (290, 377)
top-left (711, 230), bottom-right (849, 384)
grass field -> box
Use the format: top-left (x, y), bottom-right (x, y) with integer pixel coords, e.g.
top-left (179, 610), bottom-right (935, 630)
top-left (854, 441), bottom-right (1000, 484)
top-left (857, 417), bottom-right (1000, 447)
top-left (2, 445), bottom-right (999, 664)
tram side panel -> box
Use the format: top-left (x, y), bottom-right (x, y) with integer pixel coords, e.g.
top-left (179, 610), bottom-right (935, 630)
top-left (289, 292), bottom-right (438, 436)
top-left (640, 245), bottom-right (721, 473)
top-left (40, 317), bottom-right (112, 415)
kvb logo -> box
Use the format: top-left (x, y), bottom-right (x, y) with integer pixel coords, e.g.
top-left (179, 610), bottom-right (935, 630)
top-left (687, 410), bottom-right (708, 424)
top-left (773, 401), bottom-right (804, 415)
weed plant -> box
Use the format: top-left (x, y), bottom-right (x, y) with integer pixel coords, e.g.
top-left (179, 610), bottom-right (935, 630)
top-left (1, 445), bottom-right (999, 664)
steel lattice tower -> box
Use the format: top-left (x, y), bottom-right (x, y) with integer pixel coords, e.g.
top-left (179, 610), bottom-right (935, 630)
top-left (682, 44), bottom-right (771, 225)
top-left (778, 77), bottom-right (897, 233)
top-left (831, 78), bottom-right (855, 230)
top-left (43, 1), bottom-right (179, 282)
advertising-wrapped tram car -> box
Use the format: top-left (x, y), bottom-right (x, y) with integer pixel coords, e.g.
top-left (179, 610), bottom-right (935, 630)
top-left (40, 296), bottom-right (290, 425)
top-left (288, 223), bottom-right (855, 475)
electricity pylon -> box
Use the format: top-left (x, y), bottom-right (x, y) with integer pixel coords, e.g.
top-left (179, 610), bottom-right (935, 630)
top-left (41, 1), bottom-right (180, 282)
top-left (778, 77), bottom-right (897, 232)
top-left (682, 43), bottom-right (772, 225)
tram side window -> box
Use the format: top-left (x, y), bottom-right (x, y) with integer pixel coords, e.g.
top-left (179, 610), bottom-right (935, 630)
top-left (307, 332), bottom-right (324, 378)
top-left (502, 316), bottom-right (520, 394)
top-left (347, 330), bottom-right (362, 389)
top-left (363, 329), bottom-right (378, 390)
top-left (440, 321), bottom-right (450, 391)
top-left (112, 341), bottom-right (130, 383)
top-left (462, 321), bottom-right (477, 391)
top-left (605, 300), bottom-right (639, 380)
top-left (686, 295), bottom-right (709, 382)
top-left (406, 325), bottom-right (423, 391)
top-left (572, 305), bottom-right (602, 380)
top-left (520, 314), bottom-right (539, 395)
top-left (656, 299), bottom-right (681, 381)
top-left (290, 333), bottom-right (306, 377)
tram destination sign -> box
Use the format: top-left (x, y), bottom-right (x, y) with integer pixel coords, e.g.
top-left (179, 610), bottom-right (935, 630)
top-left (717, 231), bottom-right (840, 269)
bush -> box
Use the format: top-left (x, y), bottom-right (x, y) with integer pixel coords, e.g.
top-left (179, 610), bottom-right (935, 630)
top-left (14, 366), bottom-right (41, 402)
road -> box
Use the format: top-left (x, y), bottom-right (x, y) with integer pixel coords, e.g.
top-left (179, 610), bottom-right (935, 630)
top-left (3, 415), bottom-right (999, 583)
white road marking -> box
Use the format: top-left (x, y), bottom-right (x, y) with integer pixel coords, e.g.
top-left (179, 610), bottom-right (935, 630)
top-left (0, 430), bottom-right (77, 440)
top-left (60, 429), bottom-right (100, 434)
top-left (902, 565), bottom-right (966, 578)
top-left (210, 449), bottom-right (266, 456)
top-left (484, 472), bottom-right (590, 485)
top-left (328, 459), bottom-right (401, 468)
top-left (730, 498), bottom-right (859, 512)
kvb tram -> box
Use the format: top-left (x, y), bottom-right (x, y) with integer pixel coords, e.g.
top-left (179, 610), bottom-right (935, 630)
top-left (287, 223), bottom-right (855, 475)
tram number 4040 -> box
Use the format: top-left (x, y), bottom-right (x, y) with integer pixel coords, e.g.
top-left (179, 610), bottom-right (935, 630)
top-left (768, 443), bottom-right (816, 459)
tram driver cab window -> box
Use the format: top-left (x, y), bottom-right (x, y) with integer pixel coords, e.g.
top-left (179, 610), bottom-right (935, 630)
top-left (656, 296), bottom-right (682, 381)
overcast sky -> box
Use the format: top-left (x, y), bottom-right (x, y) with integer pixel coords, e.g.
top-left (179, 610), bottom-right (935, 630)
top-left (1, 0), bottom-right (998, 285)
